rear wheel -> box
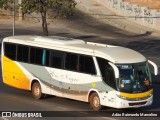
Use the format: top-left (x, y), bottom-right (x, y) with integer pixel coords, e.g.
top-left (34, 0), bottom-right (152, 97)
top-left (32, 82), bottom-right (44, 99)
top-left (89, 93), bottom-right (102, 111)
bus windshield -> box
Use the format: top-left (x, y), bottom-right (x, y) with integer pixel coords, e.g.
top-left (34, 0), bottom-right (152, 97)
top-left (116, 62), bottom-right (152, 93)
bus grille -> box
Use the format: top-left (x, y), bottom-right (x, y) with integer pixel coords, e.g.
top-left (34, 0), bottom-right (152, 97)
top-left (129, 101), bottom-right (147, 106)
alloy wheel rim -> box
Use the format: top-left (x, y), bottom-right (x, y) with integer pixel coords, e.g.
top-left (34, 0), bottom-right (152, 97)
top-left (34, 86), bottom-right (40, 96)
top-left (93, 96), bottom-right (100, 108)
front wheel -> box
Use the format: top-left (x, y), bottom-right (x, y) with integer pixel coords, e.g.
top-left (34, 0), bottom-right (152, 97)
top-left (89, 93), bottom-right (102, 111)
top-left (32, 82), bottom-right (44, 99)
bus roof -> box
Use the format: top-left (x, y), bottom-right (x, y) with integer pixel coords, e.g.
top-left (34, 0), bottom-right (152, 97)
top-left (3, 35), bottom-right (146, 64)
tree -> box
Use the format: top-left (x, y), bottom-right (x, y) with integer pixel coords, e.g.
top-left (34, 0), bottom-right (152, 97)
top-left (0, 0), bottom-right (77, 36)
top-left (0, 0), bottom-right (16, 10)
top-left (0, 0), bottom-right (6, 8)
top-left (0, 0), bottom-right (4, 8)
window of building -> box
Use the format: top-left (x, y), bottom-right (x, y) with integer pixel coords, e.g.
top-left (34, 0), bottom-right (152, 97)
top-left (4, 43), bottom-right (16, 60)
top-left (17, 45), bottom-right (29, 63)
top-left (97, 57), bottom-right (116, 89)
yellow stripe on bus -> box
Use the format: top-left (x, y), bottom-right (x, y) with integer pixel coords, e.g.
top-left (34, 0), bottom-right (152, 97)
top-left (120, 89), bottom-right (153, 99)
top-left (2, 56), bottom-right (30, 90)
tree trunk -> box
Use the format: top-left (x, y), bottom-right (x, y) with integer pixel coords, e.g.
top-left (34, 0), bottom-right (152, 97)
top-left (41, 11), bottom-right (48, 36)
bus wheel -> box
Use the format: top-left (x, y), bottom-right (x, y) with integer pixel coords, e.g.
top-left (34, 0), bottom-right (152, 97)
top-left (89, 93), bottom-right (102, 111)
top-left (32, 82), bottom-right (44, 99)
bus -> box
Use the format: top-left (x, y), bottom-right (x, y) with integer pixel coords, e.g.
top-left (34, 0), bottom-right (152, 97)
top-left (1, 35), bottom-right (158, 110)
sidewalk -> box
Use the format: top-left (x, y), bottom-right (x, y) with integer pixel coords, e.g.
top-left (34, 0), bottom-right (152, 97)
top-left (75, 0), bottom-right (160, 37)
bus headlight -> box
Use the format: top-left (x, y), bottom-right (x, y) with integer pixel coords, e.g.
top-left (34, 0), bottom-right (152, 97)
top-left (116, 94), bottom-right (128, 100)
top-left (116, 94), bottom-right (152, 101)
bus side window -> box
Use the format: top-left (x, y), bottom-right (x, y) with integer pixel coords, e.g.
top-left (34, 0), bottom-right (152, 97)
top-left (79, 55), bottom-right (96, 75)
top-left (17, 45), bottom-right (29, 63)
top-left (97, 57), bottom-right (116, 89)
top-left (50, 50), bottom-right (64, 69)
top-left (42, 49), bottom-right (50, 66)
top-left (4, 43), bottom-right (16, 60)
top-left (65, 53), bottom-right (78, 71)
top-left (42, 50), bottom-right (46, 65)
top-left (30, 47), bottom-right (43, 65)
top-left (45, 50), bottom-right (50, 67)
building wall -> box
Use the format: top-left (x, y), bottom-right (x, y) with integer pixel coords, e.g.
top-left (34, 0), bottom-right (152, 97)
top-left (97, 0), bottom-right (160, 30)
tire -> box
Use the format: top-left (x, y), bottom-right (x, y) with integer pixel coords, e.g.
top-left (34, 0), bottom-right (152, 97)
top-left (32, 82), bottom-right (44, 99)
top-left (89, 93), bottom-right (102, 111)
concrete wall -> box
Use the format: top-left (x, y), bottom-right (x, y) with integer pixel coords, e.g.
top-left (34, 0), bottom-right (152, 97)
top-left (97, 0), bottom-right (160, 30)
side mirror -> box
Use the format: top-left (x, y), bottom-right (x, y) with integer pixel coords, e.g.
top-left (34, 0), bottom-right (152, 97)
top-left (108, 62), bottom-right (119, 78)
top-left (148, 60), bottom-right (158, 75)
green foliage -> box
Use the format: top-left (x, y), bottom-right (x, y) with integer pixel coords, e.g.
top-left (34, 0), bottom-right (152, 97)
top-left (21, 0), bottom-right (76, 18)
top-left (0, 0), bottom-right (4, 8)
top-left (0, 0), bottom-right (8, 9)
top-left (0, 0), bottom-right (77, 36)
top-left (0, 0), bottom-right (16, 10)
top-left (22, 0), bottom-right (77, 36)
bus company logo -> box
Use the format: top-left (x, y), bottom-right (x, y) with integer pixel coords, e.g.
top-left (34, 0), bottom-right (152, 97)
top-left (2, 112), bottom-right (11, 117)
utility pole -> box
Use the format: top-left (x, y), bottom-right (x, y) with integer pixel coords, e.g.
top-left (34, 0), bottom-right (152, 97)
top-left (13, 0), bottom-right (15, 36)
top-left (18, 0), bottom-right (23, 21)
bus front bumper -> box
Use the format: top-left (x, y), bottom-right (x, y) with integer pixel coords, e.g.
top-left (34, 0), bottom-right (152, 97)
top-left (116, 95), bottom-right (153, 108)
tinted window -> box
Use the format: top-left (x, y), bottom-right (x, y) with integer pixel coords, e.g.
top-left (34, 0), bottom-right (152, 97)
top-left (79, 55), bottom-right (96, 74)
top-left (65, 53), bottom-right (78, 71)
top-left (41, 49), bottom-right (50, 66)
top-left (50, 50), bottom-right (64, 69)
top-left (17, 45), bottom-right (29, 62)
top-left (4, 43), bottom-right (16, 60)
top-left (97, 57), bottom-right (116, 89)
top-left (30, 47), bottom-right (43, 65)
top-left (45, 50), bottom-right (50, 66)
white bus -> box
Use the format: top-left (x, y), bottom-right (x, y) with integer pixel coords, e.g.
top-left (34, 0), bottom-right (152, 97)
top-left (1, 35), bottom-right (158, 110)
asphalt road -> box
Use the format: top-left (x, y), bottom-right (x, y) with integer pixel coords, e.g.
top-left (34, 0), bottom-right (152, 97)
top-left (0, 10), bottom-right (160, 120)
